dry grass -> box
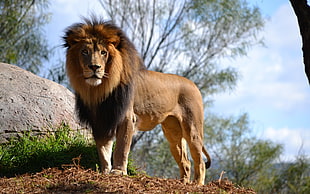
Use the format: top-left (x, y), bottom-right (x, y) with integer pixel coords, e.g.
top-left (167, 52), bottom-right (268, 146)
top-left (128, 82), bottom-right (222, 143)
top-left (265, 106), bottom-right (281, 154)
top-left (0, 164), bottom-right (255, 194)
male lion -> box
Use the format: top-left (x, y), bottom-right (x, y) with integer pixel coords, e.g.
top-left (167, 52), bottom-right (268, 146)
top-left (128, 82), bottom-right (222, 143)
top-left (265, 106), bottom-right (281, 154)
top-left (63, 17), bottom-right (211, 185)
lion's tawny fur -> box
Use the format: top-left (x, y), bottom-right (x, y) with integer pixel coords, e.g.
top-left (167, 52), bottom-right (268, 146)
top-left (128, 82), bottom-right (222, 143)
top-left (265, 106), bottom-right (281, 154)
top-left (63, 17), bottom-right (211, 185)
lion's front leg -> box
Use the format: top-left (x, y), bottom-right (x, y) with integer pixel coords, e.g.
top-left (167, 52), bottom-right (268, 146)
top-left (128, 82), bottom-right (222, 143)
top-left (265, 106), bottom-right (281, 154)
top-left (96, 139), bottom-right (114, 174)
top-left (111, 112), bottom-right (135, 175)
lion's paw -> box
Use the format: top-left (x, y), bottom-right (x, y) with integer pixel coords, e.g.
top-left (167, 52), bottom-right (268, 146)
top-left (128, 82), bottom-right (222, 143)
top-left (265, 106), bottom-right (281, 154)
top-left (110, 169), bottom-right (127, 175)
top-left (102, 168), bottom-right (111, 175)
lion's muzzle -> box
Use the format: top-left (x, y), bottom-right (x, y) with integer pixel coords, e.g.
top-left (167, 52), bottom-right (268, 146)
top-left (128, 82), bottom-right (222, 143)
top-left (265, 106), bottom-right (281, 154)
top-left (83, 65), bottom-right (106, 86)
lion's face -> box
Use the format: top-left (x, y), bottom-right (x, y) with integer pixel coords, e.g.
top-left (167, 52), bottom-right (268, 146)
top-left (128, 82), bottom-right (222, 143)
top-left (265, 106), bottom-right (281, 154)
top-left (65, 37), bottom-right (124, 105)
top-left (64, 19), bottom-right (138, 106)
top-left (78, 42), bottom-right (109, 86)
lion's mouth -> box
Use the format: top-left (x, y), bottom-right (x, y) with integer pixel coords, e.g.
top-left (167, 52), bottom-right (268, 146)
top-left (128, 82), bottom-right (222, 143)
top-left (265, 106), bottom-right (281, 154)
top-left (85, 75), bottom-right (102, 86)
top-left (87, 75), bottom-right (101, 79)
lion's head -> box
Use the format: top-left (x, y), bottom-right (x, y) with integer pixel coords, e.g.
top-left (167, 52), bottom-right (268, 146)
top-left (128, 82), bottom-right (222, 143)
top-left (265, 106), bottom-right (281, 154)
top-left (63, 18), bottom-right (143, 106)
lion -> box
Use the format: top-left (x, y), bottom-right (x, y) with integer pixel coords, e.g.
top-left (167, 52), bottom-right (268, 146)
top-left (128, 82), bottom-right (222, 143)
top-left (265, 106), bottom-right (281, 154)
top-left (63, 17), bottom-right (211, 185)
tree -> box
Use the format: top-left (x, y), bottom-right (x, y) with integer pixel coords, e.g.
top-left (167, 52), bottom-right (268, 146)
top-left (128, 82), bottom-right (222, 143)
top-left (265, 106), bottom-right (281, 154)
top-left (255, 154), bottom-right (310, 193)
top-left (46, 60), bottom-right (69, 87)
top-left (98, 0), bottom-right (263, 96)
top-left (204, 113), bottom-right (283, 186)
top-left (98, 0), bottom-right (264, 149)
top-left (272, 155), bottom-right (310, 193)
top-left (0, 0), bottom-right (51, 74)
top-left (289, 0), bottom-right (310, 84)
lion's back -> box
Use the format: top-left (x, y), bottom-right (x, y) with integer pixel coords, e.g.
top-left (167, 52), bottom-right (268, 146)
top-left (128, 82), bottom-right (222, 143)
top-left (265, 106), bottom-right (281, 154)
top-left (133, 70), bottom-right (203, 130)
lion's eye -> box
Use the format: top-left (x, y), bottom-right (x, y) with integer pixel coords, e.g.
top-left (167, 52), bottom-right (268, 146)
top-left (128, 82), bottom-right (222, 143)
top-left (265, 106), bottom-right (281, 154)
top-left (101, 51), bottom-right (107, 56)
top-left (81, 49), bottom-right (89, 56)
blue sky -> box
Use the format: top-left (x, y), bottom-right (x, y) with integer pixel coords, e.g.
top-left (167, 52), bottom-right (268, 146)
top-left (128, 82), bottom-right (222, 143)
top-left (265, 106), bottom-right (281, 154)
top-left (44, 0), bottom-right (309, 161)
top-left (212, 0), bottom-right (310, 160)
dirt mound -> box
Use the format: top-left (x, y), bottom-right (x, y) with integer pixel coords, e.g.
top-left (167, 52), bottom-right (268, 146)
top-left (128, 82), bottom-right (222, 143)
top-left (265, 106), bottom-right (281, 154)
top-left (0, 166), bottom-right (255, 193)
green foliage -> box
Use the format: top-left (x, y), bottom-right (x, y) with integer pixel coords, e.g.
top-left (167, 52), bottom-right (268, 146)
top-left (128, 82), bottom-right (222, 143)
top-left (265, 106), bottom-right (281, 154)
top-left (181, 0), bottom-right (264, 95)
top-left (268, 155), bottom-right (310, 193)
top-left (0, 124), bottom-right (98, 177)
top-left (204, 113), bottom-right (283, 186)
top-left (282, 155), bottom-right (310, 193)
top-left (205, 114), bottom-right (308, 192)
top-left (127, 152), bottom-right (140, 176)
top-left (0, 0), bottom-right (51, 74)
top-left (0, 124), bottom-right (139, 177)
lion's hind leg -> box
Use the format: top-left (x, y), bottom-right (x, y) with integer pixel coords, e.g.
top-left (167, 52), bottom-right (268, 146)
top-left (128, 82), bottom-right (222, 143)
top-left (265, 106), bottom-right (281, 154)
top-left (181, 120), bottom-right (206, 185)
top-left (162, 116), bottom-right (191, 184)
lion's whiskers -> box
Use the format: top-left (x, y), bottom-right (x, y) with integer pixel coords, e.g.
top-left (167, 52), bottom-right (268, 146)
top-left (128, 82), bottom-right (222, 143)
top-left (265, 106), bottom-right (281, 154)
top-left (102, 73), bottom-right (109, 78)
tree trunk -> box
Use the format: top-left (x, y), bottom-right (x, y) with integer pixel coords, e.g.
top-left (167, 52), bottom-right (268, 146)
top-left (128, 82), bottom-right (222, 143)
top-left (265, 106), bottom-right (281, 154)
top-left (289, 0), bottom-right (310, 84)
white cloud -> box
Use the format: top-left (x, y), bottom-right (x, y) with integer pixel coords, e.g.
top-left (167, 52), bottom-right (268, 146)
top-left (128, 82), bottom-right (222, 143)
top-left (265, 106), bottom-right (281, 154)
top-left (262, 127), bottom-right (310, 161)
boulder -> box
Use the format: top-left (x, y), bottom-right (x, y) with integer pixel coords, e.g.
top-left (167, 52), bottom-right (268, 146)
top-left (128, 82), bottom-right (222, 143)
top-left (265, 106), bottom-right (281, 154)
top-left (0, 63), bottom-right (88, 143)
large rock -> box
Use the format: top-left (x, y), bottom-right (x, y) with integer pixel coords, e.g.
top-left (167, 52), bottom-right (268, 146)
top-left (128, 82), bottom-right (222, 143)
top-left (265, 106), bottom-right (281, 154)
top-left (0, 63), bottom-right (88, 143)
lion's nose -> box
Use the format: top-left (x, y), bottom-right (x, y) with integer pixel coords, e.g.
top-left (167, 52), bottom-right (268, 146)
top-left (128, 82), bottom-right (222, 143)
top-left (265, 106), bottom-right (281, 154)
top-left (88, 64), bottom-right (101, 71)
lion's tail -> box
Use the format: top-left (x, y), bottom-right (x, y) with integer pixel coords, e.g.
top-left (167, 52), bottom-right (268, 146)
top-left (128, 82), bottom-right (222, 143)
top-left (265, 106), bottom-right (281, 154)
top-left (202, 146), bottom-right (211, 169)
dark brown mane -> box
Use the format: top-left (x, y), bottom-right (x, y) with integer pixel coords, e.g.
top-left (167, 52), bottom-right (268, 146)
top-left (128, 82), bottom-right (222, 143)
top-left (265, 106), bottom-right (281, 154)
top-left (75, 84), bottom-right (133, 139)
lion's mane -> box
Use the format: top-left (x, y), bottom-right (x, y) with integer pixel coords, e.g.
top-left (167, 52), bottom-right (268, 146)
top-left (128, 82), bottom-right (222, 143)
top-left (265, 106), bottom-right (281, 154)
top-left (63, 17), bottom-right (145, 139)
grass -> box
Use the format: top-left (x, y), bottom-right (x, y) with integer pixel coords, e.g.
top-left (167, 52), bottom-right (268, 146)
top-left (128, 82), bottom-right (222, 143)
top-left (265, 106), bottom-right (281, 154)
top-left (0, 124), bottom-right (138, 177)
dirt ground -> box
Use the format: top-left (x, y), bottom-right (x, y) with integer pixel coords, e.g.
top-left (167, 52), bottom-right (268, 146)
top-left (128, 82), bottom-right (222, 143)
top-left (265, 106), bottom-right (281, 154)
top-left (0, 165), bottom-right (255, 193)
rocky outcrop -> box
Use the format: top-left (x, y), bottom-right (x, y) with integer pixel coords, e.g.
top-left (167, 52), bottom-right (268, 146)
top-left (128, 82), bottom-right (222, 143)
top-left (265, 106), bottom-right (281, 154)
top-left (0, 63), bottom-right (88, 143)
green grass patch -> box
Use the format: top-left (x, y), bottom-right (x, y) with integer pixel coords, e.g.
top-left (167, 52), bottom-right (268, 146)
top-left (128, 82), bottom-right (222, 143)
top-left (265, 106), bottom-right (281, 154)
top-left (0, 124), bottom-right (139, 177)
